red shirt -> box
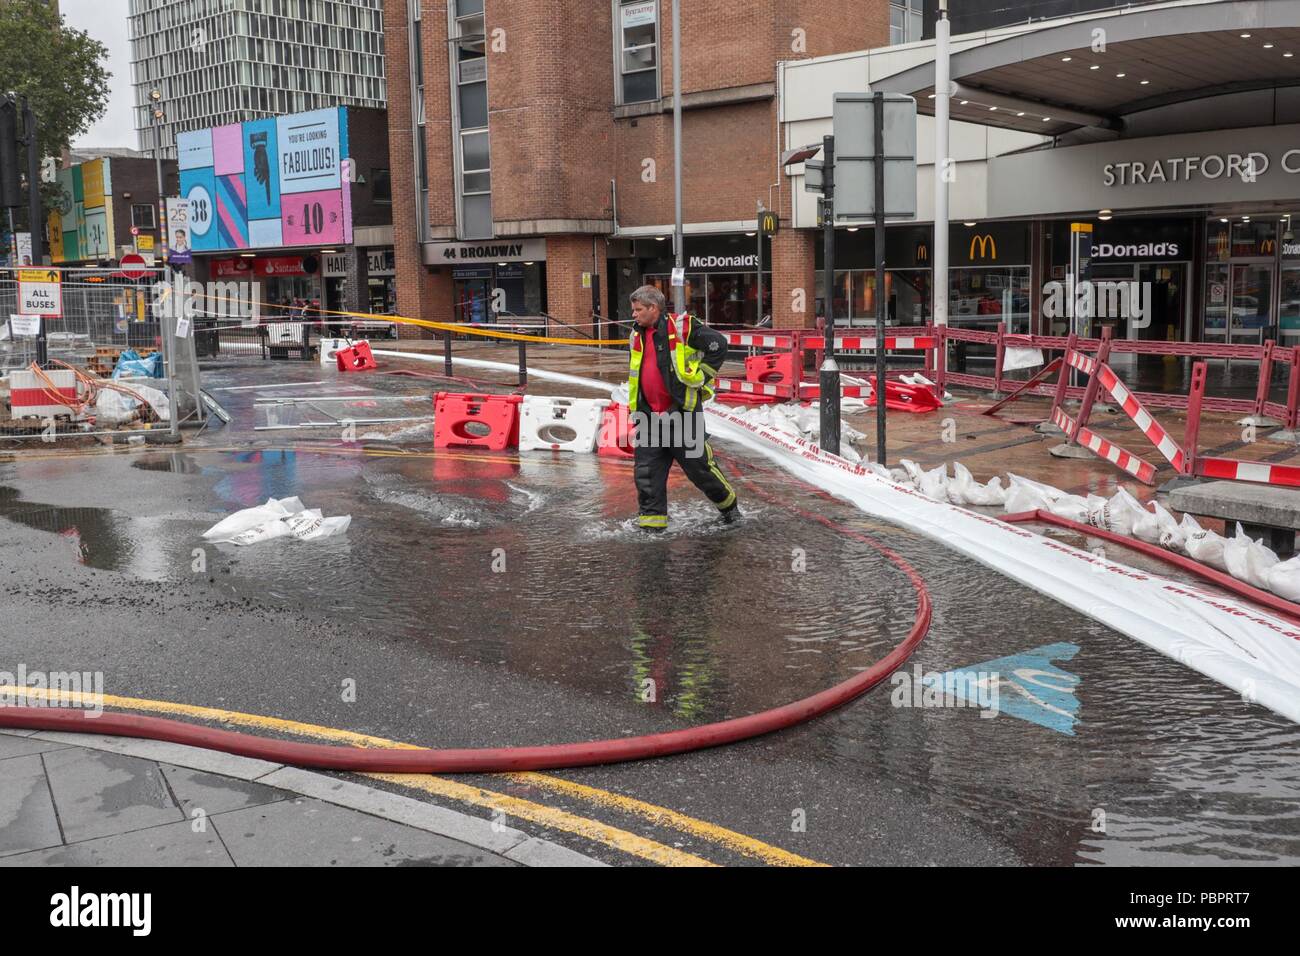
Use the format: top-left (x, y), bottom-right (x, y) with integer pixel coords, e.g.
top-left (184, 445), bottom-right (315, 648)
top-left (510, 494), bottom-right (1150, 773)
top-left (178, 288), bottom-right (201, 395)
top-left (638, 323), bottom-right (674, 413)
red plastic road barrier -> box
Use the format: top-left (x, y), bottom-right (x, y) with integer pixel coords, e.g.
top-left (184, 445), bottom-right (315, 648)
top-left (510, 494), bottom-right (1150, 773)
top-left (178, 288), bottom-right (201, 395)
top-left (869, 376), bottom-right (941, 413)
top-left (433, 392), bottom-right (522, 451)
top-left (715, 391), bottom-right (782, 405)
top-left (336, 341), bottom-right (378, 372)
top-left (745, 351), bottom-right (798, 388)
top-left (0, 512), bottom-right (932, 773)
top-left (1198, 458), bottom-right (1300, 488)
top-left (596, 402), bottom-right (635, 459)
top-left (1001, 510), bottom-right (1300, 626)
top-left (1051, 406), bottom-right (1158, 484)
top-left (714, 377), bottom-right (794, 399)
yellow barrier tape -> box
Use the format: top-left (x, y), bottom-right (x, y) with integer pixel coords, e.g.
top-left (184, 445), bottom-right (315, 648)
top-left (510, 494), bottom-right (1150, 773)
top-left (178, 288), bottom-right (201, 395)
top-left (183, 285), bottom-right (628, 347)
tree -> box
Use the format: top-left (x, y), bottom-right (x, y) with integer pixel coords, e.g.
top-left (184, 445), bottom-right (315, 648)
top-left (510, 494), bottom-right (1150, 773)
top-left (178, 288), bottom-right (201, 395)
top-left (0, 0), bottom-right (111, 223)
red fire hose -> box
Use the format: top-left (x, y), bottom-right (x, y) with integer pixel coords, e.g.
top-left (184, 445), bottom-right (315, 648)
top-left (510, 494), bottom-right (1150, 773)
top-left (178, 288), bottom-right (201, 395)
top-left (0, 499), bottom-right (931, 773)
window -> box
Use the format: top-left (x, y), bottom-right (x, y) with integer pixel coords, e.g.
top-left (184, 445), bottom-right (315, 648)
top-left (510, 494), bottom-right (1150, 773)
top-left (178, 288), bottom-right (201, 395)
top-left (372, 168), bottom-right (391, 203)
top-left (452, 0), bottom-right (491, 238)
top-left (131, 204), bottom-right (157, 229)
top-left (616, 0), bottom-right (658, 104)
top-left (889, 0), bottom-right (923, 46)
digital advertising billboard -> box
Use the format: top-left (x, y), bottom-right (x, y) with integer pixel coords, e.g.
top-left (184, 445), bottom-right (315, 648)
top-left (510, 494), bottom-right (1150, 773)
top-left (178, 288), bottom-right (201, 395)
top-left (177, 106), bottom-right (353, 254)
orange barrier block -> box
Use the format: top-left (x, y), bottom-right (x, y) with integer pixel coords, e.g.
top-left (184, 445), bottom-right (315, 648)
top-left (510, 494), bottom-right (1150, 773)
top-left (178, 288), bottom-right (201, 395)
top-left (336, 341), bottom-right (378, 372)
top-left (868, 376), bottom-right (942, 414)
top-left (433, 392), bottom-right (522, 451)
top-left (745, 351), bottom-right (798, 388)
top-left (597, 403), bottom-right (635, 459)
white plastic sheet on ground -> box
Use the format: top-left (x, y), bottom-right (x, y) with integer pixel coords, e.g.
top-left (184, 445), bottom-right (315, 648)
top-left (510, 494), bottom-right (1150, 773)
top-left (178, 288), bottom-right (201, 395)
top-left (374, 349), bottom-right (1300, 725)
top-left (202, 496), bottom-right (351, 546)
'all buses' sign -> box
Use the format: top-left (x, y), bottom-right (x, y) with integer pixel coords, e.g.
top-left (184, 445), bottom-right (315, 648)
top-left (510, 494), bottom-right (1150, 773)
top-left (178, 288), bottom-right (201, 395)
top-left (18, 269), bottom-right (62, 316)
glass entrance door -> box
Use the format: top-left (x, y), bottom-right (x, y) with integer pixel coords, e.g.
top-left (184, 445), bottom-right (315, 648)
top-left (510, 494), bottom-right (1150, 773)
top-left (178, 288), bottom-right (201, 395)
top-left (1230, 263), bottom-right (1273, 345)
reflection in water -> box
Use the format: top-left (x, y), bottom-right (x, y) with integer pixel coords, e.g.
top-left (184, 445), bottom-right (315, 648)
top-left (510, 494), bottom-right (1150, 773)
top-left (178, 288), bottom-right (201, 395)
top-left (0, 486), bottom-right (128, 572)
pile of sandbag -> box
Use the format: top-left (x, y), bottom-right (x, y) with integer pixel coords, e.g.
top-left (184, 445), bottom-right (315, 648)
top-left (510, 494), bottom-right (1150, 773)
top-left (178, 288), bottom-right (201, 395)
top-left (880, 460), bottom-right (1300, 603)
top-left (725, 401), bottom-right (868, 462)
top-left (201, 496), bottom-right (351, 546)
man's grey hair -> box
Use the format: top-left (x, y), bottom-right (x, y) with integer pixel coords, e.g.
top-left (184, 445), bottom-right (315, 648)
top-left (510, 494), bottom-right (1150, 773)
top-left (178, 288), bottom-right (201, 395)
top-left (630, 284), bottom-right (667, 315)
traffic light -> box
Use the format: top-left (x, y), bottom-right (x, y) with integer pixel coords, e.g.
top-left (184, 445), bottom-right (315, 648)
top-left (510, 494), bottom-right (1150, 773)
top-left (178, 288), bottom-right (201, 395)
top-left (0, 98), bottom-right (21, 210)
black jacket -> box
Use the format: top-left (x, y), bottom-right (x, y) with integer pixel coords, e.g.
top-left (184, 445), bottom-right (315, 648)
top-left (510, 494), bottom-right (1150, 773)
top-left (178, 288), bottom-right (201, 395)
top-left (633, 314), bottom-right (730, 412)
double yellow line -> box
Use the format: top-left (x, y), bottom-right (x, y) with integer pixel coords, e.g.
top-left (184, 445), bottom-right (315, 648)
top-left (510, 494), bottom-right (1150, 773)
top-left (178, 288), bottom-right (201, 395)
top-left (1, 687), bottom-right (824, 867)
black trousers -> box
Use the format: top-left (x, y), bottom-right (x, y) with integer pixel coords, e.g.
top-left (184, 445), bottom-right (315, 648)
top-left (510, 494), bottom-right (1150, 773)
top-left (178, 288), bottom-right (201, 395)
top-left (633, 410), bottom-right (737, 527)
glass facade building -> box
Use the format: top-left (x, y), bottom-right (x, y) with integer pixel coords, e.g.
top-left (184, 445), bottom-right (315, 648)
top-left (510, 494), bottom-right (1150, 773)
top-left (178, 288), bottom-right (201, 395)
top-left (128, 0), bottom-right (387, 157)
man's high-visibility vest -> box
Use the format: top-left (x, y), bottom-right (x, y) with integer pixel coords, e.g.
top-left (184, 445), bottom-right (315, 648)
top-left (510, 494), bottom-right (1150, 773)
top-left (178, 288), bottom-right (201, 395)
top-left (628, 313), bottom-right (715, 413)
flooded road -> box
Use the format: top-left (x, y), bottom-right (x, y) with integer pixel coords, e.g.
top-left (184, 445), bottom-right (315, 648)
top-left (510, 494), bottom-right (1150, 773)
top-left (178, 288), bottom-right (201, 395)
top-left (1, 357), bottom-right (1297, 866)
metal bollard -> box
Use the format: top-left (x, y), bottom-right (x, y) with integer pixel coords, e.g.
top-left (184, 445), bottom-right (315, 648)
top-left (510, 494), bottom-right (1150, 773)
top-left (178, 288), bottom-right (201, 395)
top-left (518, 336), bottom-right (528, 386)
top-left (444, 329), bottom-right (453, 377)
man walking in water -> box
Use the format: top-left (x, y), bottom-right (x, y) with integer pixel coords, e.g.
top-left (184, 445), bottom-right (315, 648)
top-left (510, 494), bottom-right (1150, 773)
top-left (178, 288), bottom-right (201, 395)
top-left (625, 285), bottom-right (739, 531)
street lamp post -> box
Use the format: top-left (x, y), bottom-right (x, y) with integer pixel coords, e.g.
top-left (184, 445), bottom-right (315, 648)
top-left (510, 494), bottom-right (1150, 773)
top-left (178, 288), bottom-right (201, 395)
top-left (671, 0), bottom-right (684, 315)
top-left (150, 90), bottom-right (179, 438)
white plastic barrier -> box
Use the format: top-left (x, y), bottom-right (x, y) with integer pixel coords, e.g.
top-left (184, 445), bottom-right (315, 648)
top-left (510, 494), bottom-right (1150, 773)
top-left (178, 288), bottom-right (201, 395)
top-left (374, 349), bottom-right (1300, 725)
top-left (519, 395), bottom-right (609, 453)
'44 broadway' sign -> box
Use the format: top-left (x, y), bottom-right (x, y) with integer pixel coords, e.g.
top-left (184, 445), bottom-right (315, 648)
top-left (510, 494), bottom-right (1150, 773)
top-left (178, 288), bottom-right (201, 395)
top-left (426, 238), bottom-right (546, 265)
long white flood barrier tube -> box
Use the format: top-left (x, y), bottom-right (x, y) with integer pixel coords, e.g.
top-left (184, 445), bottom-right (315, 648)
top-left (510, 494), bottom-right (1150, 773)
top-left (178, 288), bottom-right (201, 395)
top-left (376, 350), bottom-right (1300, 725)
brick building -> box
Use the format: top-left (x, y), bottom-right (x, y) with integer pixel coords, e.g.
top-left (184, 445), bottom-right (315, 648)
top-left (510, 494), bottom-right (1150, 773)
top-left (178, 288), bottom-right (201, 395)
top-left (385, 0), bottom-right (885, 337)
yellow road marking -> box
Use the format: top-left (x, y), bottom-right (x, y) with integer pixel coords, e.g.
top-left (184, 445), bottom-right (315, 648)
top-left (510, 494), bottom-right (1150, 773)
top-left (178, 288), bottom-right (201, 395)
top-left (505, 772), bottom-right (825, 867)
top-left (0, 687), bottom-right (822, 867)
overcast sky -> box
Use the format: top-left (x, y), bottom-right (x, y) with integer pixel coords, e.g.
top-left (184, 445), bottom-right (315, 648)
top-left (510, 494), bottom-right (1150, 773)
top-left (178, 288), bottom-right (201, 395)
top-left (62, 0), bottom-right (137, 150)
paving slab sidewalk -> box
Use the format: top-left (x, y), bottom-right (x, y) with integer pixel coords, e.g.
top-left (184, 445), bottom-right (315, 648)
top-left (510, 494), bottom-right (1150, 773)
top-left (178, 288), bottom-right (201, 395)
top-left (0, 729), bottom-right (602, 867)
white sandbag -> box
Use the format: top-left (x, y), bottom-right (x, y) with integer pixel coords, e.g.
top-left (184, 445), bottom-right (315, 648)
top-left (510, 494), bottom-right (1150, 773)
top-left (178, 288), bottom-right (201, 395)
top-left (1182, 513), bottom-right (1230, 572)
top-left (1132, 500), bottom-right (1185, 551)
top-left (1087, 488), bottom-right (1147, 536)
top-left (899, 459), bottom-right (924, 487)
top-left (949, 462), bottom-right (1006, 507)
top-left (1265, 555), bottom-right (1300, 602)
top-left (918, 463), bottom-right (949, 502)
top-left (1223, 523), bottom-right (1280, 590)
top-left (202, 496), bottom-right (345, 546)
top-left (1003, 474), bottom-right (1053, 514)
top-left (888, 466), bottom-right (913, 486)
top-left (202, 497), bottom-right (298, 541)
top-left (227, 519), bottom-right (294, 547)
top-left (1047, 493), bottom-right (1092, 523)
top-left (1131, 502), bottom-right (1162, 544)
top-left (285, 509), bottom-right (352, 541)
top-left (94, 388), bottom-right (139, 426)
top-left (1009, 473), bottom-right (1067, 503)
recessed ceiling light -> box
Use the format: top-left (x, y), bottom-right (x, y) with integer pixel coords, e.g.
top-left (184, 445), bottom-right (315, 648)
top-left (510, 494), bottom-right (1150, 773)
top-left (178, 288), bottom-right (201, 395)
top-left (1140, 79), bottom-right (1150, 85)
top-left (1116, 73), bottom-right (1126, 78)
top-left (989, 106), bottom-right (998, 111)
top-left (497, 262), bottom-right (507, 266)
top-left (1090, 64), bottom-right (1100, 70)
top-left (963, 221), bottom-right (977, 227)
top-left (959, 99), bottom-right (969, 105)
top-left (927, 93), bottom-right (936, 99)
top-left (655, 236), bottom-right (667, 241)
top-left (1241, 33), bottom-right (1252, 38)
top-left (745, 232), bottom-right (756, 237)
top-left (1042, 117), bottom-right (1051, 122)
top-left (1016, 111), bottom-right (1025, 117)
top-left (1286, 52), bottom-right (1295, 58)
top-left (846, 227), bottom-right (859, 232)
top-left (1061, 56), bottom-right (1072, 62)
top-left (1243, 216), bottom-right (1251, 221)
top-left (1264, 43), bottom-right (1275, 49)
top-left (1098, 209), bottom-right (1113, 221)
top-left (1220, 218), bottom-right (1229, 223)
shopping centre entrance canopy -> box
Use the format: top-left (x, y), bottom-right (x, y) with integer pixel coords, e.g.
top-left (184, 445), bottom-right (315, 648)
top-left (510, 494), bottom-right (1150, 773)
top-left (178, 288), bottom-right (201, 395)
top-left (873, 0), bottom-right (1300, 138)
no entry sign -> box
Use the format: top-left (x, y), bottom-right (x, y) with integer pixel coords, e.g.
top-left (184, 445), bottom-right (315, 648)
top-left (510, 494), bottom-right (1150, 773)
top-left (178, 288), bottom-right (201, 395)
top-left (17, 269), bottom-right (61, 316)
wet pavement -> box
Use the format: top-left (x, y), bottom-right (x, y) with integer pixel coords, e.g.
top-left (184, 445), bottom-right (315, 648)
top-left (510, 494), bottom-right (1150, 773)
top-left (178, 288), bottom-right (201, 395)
top-left (1, 347), bottom-right (1297, 866)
